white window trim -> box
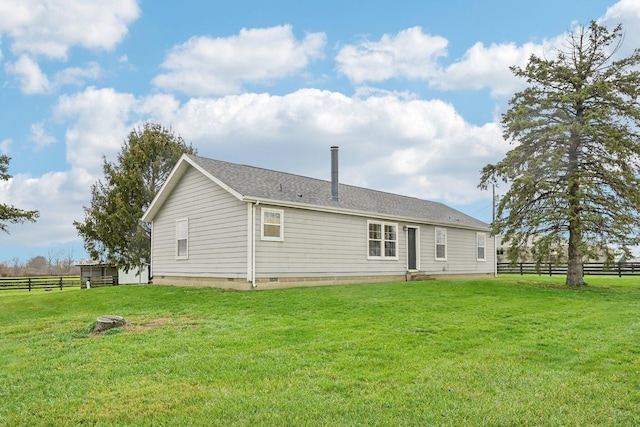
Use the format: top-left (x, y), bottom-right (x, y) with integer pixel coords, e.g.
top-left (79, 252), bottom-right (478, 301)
top-left (176, 218), bottom-right (189, 260)
top-left (367, 220), bottom-right (399, 260)
top-left (261, 207), bottom-right (284, 241)
top-left (477, 232), bottom-right (487, 262)
top-left (435, 227), bottom-right (447, 261)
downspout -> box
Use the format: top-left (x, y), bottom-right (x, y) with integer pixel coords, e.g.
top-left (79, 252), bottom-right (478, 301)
top-left (251, 200), bottom-right (259, 288)
top-left (149, 220), bottom-right (154, 282)
top-left (246, 203), bottom-right (252, 286)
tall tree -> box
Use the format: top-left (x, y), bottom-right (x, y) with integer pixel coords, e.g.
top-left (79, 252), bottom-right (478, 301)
top-left (480, 22), bottom-right (640, 286)
top-left (0, 155), bottom-right (39, 233)
top-left (75, 123), bottom-right (196, 271)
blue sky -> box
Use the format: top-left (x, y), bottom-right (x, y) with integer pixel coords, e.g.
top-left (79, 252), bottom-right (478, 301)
top-left (0, 0), bottom-right (637, 264)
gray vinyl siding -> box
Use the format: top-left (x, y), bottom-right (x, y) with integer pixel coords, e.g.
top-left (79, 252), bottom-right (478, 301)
top-left (255, 205), bottom-right (407, 278)
top-left (419, 225), bottom-right (495, 275)
top-left (253, 206), bottom-right (494, 279)
top-left (151, 167), bottom-right (248, 278)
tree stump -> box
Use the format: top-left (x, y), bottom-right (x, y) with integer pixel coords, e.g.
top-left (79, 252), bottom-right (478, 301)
top-left (93, 315), bottom-right (126, 333)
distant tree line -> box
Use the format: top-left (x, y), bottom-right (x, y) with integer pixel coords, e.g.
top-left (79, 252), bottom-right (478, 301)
top-left (0, 250), bottom-right (79, 277)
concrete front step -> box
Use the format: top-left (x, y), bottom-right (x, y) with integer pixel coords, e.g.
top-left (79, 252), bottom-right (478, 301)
top-left (405, 272), bottom-right (436, 281)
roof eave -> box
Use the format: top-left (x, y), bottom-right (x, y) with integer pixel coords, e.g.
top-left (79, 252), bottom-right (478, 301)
top-left (242, 196), bottom-right (490, 231)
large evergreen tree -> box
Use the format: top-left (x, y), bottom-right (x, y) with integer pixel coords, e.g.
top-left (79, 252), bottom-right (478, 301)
top-left (75, 123), bottom-right (196, 271)
top-left (480, 22), bottom-right (640, 286)
top-left (0, 155), bottom-right (39, 233)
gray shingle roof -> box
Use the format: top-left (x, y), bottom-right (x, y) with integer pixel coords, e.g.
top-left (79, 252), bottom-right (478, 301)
top-left (187, 154), bottom-right (489, 230)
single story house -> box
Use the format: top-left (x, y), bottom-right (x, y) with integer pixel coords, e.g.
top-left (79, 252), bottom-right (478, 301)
top-left (141, 148), bottom-right (494, 290)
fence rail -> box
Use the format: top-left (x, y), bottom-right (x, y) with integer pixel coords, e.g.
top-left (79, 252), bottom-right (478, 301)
top-left (0, 276), bottom-right (82, 291)
top-left (84, 276), bottom-right (118, 288)
top-left (498, 262), bottom-right (640, 277)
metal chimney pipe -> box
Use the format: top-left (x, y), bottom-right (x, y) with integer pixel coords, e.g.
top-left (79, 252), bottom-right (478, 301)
top-left (331, 146), bottom-right (339, 202)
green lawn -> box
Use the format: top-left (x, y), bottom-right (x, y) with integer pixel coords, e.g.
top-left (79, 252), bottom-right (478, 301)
top-left (1, 276), bottom-right (639, 426)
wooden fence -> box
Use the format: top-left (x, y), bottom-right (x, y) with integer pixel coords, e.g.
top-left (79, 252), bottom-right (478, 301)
top-left (497, 262), bottom-right (640, 277)
top-left (0, 275), bottom-right (120, 291)
top-left (0, 276), bottom-right (82, 291)
top-left (84, 276), bottom-right (118, 288)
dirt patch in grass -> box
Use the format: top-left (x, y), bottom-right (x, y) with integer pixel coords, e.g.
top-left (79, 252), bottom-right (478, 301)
top-left (80, 316), bottom-right (200, 338)
top-left (124, 316), bottom-right (204, 333)
top-left (125, 317), bottom-right (174, 333)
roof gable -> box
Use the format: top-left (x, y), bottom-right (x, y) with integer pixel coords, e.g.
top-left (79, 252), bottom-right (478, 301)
top-left (142, 154), bottom-right (243, 222)
top-left (143, 154), bottom-right (489, 230)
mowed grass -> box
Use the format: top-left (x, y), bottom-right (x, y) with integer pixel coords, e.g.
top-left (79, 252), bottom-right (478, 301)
top-left (1, 276), bottom-right (639, 426)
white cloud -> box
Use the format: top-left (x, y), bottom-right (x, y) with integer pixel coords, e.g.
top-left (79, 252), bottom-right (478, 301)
top-left (29, 122), bottom-right (57, 151)
top-left (336, 27), bottom-right (448, 84)
top-left (0, 168), bottom-right (95, 251)
top-left (153, 25), bottom-right (327, 96)
top-left (0, 0), bottom-right (140, 60)
top-left (50, 86), bottom-right (507, 212)
top-left (361, 120), bottom-right (505, 204)
top-left (602, 0), bottom-right (640, 22)
top-left (137, 93), bottom-right (181, 124)
top-left (54, 87), bottom-right (137, 173)
top-left (333, 26), bottom-right (576, 101)
top-left (433, 12), bottom-right (640, 100)
top-left (0, 85), bottom-right (139, 256)
top-left (0, 85), bottom-right (140, 254)
top-left (433, 14), bottom-right (640, 99)
top-left (156, 89), bottom-right (506, 204)
top-left (4, 54), bottom-right (51, 94)
top-left (5, 55), bottom-right (102, 94)
top-left (601, 0), bottom-right (640, 58)
top-left (53, 62), bottom-right (102, 87)
top-left (0, 138), bottom-right (12, 154)
top-left (432, 41), bottom-right (546, 98)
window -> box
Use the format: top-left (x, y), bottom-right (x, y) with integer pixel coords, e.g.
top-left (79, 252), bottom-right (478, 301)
top-left (477, 232), bottom-right (486, 261)
top-left (368, 223), bottom-right (382, 257)
top-left (176, 218), bottom-right (188, 259)
top-left (261, 208), bottom-right (284, 241)
top-left (368, 221), bottom-right (397, 259)
top-left (435, 228), bottom-right (447, 260)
